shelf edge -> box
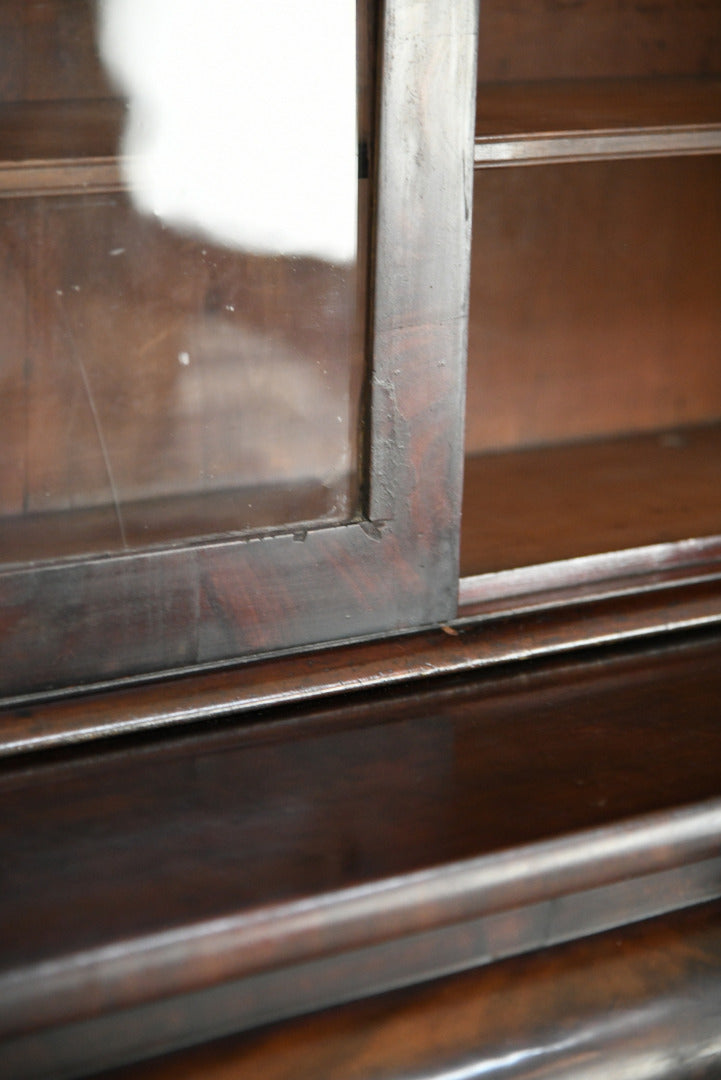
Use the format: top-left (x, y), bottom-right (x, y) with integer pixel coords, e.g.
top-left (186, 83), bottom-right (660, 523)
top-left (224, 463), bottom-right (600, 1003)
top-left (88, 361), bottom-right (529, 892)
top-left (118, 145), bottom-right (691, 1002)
top-left (0, 157), bottom-right (125, 198)
top-left (474, 126), bottom-right (721, 167)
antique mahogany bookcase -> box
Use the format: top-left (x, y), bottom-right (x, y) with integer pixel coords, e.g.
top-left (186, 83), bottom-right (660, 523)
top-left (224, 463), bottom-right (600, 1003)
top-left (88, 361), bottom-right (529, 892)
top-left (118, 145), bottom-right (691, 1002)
top-left (2, 1), bottom-right (721, 1077)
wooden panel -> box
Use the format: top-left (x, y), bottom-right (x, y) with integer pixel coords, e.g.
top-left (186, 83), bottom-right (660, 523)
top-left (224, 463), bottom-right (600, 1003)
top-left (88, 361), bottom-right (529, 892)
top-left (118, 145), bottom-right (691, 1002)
top-left (477, 0), bottom-right (721, 83)
top-left (95, 902), bottom-right (721, 1080)
top-left (466, 156), bottom-right (721, 454)
top-left (2, 632), bottom-right (721, 1074)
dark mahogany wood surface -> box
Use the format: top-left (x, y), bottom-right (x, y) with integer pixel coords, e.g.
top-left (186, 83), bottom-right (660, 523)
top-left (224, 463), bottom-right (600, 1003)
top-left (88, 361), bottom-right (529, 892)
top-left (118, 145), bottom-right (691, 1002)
top-left (3, 548), bottom-right (721, 751)
top-left (3, 547), bottom-right (721, 750)
top-left (3, 6), bottom-right (721, 1079)
top-left (3, 630), bottom-right (721, 1074)
top-left (96, 901), bottom-right (721, 1080)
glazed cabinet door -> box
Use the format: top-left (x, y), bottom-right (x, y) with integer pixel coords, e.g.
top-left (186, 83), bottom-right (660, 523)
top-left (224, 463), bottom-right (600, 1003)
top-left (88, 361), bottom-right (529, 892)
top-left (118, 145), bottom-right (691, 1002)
top-left (0, 0), bottom-right (478, 701)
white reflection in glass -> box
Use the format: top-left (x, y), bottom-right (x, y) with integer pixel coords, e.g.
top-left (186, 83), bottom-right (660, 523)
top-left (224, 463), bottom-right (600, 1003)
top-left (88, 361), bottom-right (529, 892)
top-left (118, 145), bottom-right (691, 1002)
top-left (97, 0), bottom-right (357, 263)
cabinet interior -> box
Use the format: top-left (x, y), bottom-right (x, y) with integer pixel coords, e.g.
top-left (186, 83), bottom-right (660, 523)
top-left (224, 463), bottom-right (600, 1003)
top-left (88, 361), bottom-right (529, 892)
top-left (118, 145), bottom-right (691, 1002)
top-left (463, 0), bottom-right (721, 583)
top-left (2, 0), bottom-right (720, 614)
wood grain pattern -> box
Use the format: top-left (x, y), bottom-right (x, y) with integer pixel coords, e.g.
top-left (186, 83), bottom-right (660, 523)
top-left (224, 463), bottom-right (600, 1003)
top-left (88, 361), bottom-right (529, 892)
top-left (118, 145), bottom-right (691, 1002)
top-left (93, 901), bottom-right (721, 1080)
top-left (3, 554), bottom-right (721, 749)
top-left (2, 631), bottom-right (721, 1075)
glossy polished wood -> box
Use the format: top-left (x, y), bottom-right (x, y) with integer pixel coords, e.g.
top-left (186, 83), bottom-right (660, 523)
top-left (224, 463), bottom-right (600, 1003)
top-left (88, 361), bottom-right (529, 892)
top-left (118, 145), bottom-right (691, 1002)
top-left (3, 556), bottom-right (721, 749)
top-left (5, 6), bottom-right (721, 1080)
top-left (134, 902), bottom-right (721, 1079)
top-left (3, 631), bottom-right (721, 1075)
top-left (94, 902), bottom-right (721, 1080)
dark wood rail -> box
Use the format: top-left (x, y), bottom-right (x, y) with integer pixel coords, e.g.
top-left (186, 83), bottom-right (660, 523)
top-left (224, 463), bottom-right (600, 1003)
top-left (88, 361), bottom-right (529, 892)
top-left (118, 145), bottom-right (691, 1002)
top-left (94, 900), bottom-right (721, 1080)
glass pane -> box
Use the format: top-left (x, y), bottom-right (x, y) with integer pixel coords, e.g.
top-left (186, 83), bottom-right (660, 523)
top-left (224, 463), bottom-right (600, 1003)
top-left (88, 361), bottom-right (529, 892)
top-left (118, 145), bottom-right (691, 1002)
top-left (462, 156), bottom-right (721, 577)
top-left (0, 0), bottom-right (365, 565)
top-left (477, 0), bottom-right (721, 82)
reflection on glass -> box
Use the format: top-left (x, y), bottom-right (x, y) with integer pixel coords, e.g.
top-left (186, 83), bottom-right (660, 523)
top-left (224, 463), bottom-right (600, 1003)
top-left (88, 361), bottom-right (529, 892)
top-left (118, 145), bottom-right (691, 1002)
top-left (0, 0), bottom-right (363, 566)
top-left (98, 0), bottom-right (357, 262)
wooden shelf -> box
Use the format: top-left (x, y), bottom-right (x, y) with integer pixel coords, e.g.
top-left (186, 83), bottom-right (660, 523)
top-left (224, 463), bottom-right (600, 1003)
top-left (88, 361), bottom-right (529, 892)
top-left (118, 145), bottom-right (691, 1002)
top-left (475, 77), bottom-right (721, 166)
top-left (0, 100), bottom-right (125, 197)
top-left (3, 631), bottom-right (721, 1076)
top-left (460, 422), bottom-right (721, 579)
